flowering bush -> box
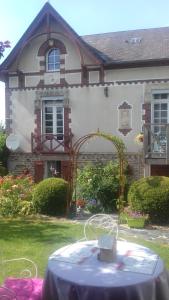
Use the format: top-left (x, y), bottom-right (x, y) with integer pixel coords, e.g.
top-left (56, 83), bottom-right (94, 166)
top-left (0, 175), bottom-right (35, 217)
top-left (124, 206), bottom-right (148, 219)
top-left (76, 199), bottom-right (86, 208)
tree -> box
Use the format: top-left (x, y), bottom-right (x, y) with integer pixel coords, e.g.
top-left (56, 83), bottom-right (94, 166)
top-left (0, 41), bottom-right (10, 59)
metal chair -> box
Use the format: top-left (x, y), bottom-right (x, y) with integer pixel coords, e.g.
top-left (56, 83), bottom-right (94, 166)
top-left (0, 258), bottom-right (43, 299)
top-left (83, 214), bottom-right (119, 241)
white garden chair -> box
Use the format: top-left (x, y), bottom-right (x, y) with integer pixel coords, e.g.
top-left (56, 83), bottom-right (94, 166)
top-left (0, 257), bottom-right (43, 300)
top-left (83, 214), bottom-right (119, 241)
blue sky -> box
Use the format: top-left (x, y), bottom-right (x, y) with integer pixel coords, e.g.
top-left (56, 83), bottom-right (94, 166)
top-left (1, 0), bottom-right (169, 123)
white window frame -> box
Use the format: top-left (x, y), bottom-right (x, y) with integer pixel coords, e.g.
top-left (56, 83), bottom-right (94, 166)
top-left (46, 48), bottom-right (60, 72)
top-left (151, 91), bottom-right (169, 125)
top-left (42, 97), bottom-right (64, 138)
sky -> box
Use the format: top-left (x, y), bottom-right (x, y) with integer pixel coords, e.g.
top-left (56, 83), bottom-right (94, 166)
top-left (1, 0), bottom-right (169, 123)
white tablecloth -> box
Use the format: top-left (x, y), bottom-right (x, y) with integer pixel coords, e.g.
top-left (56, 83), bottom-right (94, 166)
top-left (42, 240), bottom-right (169, 300)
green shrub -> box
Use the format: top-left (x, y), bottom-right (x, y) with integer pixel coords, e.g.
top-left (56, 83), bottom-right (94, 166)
top-left (0, 164), bottom-right (8, 176)
top-left (76, 161), bottom-right (129, 213)
top-left (33, 178), bottom-right (68, 216)
top-left (128, 176), bottom-right (169, 224)
top-left (0, 131), bottom-right (9, 168)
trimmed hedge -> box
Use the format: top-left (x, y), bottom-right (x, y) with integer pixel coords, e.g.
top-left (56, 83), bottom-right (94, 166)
top-left (128, 176), bottom-right (169, 224)
top-left (33, 178), bottom-right (68, 216)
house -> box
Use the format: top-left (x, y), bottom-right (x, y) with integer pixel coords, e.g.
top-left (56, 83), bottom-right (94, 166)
top-left (0, 2), bottom-right (169, 182)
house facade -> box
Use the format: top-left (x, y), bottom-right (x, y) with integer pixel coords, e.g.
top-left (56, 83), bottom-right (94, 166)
top-left (1, 2), bottom-right (169, 181)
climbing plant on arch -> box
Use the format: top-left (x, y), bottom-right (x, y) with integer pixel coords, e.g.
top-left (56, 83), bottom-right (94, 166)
top-left (68, 131), bottom-right (126, 214)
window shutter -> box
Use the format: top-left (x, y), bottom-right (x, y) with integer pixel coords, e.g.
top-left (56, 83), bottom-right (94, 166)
top-left (34, 161), bottom-right (44, 183)
top-left (61, 161), bottom-right (72, 182)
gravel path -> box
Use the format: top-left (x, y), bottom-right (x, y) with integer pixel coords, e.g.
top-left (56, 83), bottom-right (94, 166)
top-left (75, 212), bottom-right (169, 244)
top-left (119, 224), bottom-right (169, 244)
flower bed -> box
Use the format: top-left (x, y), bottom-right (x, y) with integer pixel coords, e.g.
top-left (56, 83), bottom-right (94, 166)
top-left (0, 174), bottom-right (34, 217)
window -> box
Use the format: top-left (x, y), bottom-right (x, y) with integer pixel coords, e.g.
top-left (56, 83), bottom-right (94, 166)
top-left (43, 99), bottom-right (64, 140)
top-left (151, 92), bottom-right (169, 151)
top-left (152, 92), bottom-right (169, 133)
top-left (46, 161), bottom-right (61, 178)
top-left (46, 48), bottom-right (60, 71)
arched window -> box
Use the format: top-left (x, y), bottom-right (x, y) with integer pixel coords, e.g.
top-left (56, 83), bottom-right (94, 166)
top-left (46, 48), bottom-right (60, 71)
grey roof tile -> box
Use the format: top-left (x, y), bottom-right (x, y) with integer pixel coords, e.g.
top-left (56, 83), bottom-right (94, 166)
top-left (82, 27), bottom-right (169, 63)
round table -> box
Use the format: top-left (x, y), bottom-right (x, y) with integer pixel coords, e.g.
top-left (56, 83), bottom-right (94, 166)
top-left (42, 240), bottom-right (169, 300)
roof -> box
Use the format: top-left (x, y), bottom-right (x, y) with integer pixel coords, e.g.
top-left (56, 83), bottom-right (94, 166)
top-left (82, 27), bottom-right (169, 64)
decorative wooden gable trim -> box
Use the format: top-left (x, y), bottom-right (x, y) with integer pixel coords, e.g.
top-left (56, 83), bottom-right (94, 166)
top-left (0, 2), bottom-right (102, 77)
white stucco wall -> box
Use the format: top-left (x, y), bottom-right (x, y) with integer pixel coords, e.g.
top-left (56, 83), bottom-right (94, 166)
top-left (10, 82), bottom-right (144, 153)
top-left (10, 90), bottom-right (35, 152)
top-left (69, 84), bottom-right (144, 153)
top-left (105, 66), bottom-right (169, 82)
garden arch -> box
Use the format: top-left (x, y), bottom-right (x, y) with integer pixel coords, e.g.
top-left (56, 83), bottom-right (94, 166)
top-left (68, 131), bottom-right (126, 214)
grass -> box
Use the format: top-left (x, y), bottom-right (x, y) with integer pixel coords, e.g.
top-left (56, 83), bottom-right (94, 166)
top-left (0, 216), bottom-right (83, 281)
top-left (0, 216), bottom-right (168, 281)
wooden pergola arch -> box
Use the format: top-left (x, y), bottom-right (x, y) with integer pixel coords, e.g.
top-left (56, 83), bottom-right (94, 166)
top-left (68, 131), bottom-right (126, 214)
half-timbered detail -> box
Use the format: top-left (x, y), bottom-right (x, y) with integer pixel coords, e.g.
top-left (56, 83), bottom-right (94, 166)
top-left (2, 2), bottom-right (169, 179)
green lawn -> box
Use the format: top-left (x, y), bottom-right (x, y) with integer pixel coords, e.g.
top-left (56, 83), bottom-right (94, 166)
top-left (0, 217), bottom-right (83, 280)
top-left (0, 216), bottom-right (168, 281)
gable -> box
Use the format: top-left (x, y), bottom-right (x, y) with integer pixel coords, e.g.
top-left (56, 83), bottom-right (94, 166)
top-left (0, 2), bottom-right (102, 75)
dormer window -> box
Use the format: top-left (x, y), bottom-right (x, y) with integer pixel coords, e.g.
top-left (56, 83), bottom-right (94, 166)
top-left (46, 48), bottom-right (60, 72)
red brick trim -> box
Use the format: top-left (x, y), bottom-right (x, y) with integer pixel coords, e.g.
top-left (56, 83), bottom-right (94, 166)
top-left (40, 61), bottom-right (45, 66)
top-left (119, 101), bottom-right (132, 109)
top-left (118, 128), bottom-right (132, 136)
top-left (81, 66), bottom-right (89, 85)
top-left (38, 39), bottom-right (67, 56)
top-left (60, 69), bottom-right (65, 74)
top-left (142, 103), bottom-right (151, 123)
top-left (18, 73), bottom-right (25, 89)
top-left (11, 76), bottom-right (169, 91)
top-left (34, 109), bottom-right (41, 137)
top-left (99, 66), bottom-right (104, 83)
top-left (37, 80), bottom-right (44, 88)
top-left (60, 78), bottom-right (68, 86)
top-left (5, 88), bottom-right (12, 134)
top-left (60, 59), bottom-right (65, 64)
top-left (64, 107), bottom-right (71, 152)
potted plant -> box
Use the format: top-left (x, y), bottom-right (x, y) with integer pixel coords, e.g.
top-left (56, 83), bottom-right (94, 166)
top-left (123, 206), bottom-right (148, 229)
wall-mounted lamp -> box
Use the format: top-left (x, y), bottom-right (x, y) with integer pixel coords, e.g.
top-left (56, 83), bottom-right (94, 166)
top-left (104, 86), bottom-right (109, 97)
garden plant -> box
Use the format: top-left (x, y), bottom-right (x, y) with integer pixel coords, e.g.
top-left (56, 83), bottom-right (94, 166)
top-left (33, 177), bottom-right (68, 216)
top-left (0, 174), bottom-right (34, 217)
top-left (76, 161), bottom-right (129, 213)
top-left (128, 176), bottom-right (169, 224)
